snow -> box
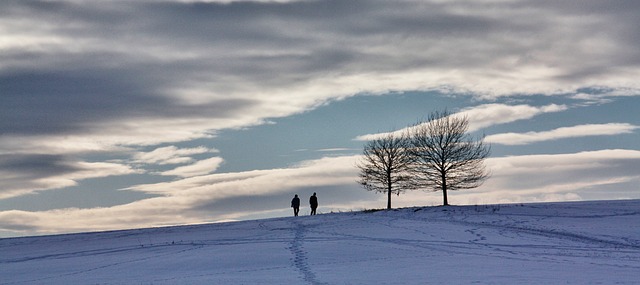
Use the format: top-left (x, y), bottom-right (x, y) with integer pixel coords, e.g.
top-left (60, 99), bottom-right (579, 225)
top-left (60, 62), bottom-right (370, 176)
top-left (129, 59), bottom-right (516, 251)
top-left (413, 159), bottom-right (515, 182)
top-left (2, 199), bottom-right (639, 284)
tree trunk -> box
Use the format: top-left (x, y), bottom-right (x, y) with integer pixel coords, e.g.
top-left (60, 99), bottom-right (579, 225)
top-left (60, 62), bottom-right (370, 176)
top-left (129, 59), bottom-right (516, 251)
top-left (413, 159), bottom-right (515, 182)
top-left (387, 175), bottom-right (392, 209)
top-left (441, 173), bottom-right (449, 206)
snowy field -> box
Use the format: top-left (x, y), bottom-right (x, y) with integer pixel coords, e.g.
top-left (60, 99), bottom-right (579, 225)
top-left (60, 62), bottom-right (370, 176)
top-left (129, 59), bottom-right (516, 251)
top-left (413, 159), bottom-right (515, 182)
top-left (1, 199), bottom-right (639, 284)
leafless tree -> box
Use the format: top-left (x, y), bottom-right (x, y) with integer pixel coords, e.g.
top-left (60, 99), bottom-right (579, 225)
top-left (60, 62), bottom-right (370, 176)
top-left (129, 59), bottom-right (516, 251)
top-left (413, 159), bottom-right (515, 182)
top-left (357, 132), bottom-right (414, 209)
top-left (407, 110), bottom-right (490, 206)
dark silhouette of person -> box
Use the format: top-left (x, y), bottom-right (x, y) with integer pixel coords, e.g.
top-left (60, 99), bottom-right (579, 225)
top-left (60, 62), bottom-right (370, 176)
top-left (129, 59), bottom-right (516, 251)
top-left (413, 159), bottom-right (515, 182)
top-left (291, 194), bottom-right (300, 216)
top-left (309, 192), bottom-right (318, 215)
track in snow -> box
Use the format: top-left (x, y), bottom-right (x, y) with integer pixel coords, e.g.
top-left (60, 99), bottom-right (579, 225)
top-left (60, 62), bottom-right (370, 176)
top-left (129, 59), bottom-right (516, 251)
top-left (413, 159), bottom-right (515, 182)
top-left (2, 200), bottom-right (640, 284)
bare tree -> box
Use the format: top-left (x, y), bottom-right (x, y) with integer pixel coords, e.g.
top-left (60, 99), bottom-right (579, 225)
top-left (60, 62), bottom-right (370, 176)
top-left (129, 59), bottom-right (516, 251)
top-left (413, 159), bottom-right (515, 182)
top-left (407, 110), bottom-right (490, 206)
top-left (357, 132), bottom-right (414, 209)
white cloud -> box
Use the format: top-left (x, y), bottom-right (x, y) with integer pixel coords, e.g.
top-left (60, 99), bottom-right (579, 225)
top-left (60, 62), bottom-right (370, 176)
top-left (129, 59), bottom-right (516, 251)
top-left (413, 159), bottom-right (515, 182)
top-left (471, 149), bottom-right (640, 205)
top-left (355, 103), bottom-right (567, 141)
top-left (0, 155), bottom-right (361, 235)
top-left (486, 123), bottom-right (639, 145)
top-left (3, 150), bottom-right (640, 236)
top-left (135, 155), bottom-right (359, 196)
top-left (392, 149), bottom-right (640, 206)
top-left (0, 160), bottom-right (141, 200)
top-left (459, 104), bottom-right (568, 132)
top-left (160, 157), bottom-right (225, 178)
top-left (133, 146), bottom-right (218, 165)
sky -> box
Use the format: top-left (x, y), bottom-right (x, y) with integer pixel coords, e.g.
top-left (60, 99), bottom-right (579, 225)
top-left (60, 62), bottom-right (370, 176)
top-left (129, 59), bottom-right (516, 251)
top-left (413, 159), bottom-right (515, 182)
top-left (1, 0), bottom-right (639, 237)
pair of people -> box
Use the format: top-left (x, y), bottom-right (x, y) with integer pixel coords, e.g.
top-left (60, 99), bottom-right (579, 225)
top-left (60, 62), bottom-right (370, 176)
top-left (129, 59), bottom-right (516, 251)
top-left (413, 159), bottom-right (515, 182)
top-left (291, 193), bottom-right (318, 216)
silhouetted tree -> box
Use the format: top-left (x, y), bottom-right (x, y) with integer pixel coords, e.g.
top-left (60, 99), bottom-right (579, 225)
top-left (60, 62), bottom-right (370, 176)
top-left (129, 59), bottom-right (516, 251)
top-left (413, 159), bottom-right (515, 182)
top-left (357, 132), bottom-right (414, 209)
top-left (407, 110), bottom-right (490, 206)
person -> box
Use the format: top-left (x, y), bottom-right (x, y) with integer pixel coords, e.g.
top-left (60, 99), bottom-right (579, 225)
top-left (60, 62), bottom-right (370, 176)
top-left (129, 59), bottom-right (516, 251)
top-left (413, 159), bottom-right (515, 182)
top-left (309, 192), bottom-right (318, 215)
top-left (291, 194), bottom-right (300, 216)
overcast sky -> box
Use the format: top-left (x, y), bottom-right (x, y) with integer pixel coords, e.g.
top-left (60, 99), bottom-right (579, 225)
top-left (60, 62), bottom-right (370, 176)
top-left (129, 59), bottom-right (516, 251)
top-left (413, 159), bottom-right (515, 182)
top-left (1, 0), bottom-right (639, 237)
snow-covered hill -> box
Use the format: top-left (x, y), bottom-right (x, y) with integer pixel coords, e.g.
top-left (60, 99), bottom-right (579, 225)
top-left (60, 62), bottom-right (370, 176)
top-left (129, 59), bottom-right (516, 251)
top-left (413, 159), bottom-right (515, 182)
top-left (2, 200), bottom-right (639, 284)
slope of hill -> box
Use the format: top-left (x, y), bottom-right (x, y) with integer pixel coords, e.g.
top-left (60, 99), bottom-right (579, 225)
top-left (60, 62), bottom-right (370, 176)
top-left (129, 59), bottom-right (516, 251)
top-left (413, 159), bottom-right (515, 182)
top-left (2, 200), bottom-right (640, 284)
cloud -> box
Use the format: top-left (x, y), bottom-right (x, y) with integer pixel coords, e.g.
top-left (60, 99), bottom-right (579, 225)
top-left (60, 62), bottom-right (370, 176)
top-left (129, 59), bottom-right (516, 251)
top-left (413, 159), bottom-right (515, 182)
top-left (3, 150), bottom-right (640, 236)
top-left (486, 123), bottom-right (639, 145)
top-left (389, 149), bottom-right (640, 206)
top-left (0, 154), bottom-right (140, 199)
top-left (0, 155), bottom-right (361, 235)
top-left (570, 87), bottom-right (640, 105)
top-left (2, 1), bottom-right (640, 235)
top-left (459, 104), bottom-right (568, 132)
top-left (134, 155), bottom-right (360, 196)
top-left (469, 149), bottom-right (640, 202)
top-left (2, 1), bottom-right (639, 156)
top-left (355, 103), bottom-right (567, 141)
top-left (133, 146), bottom-right (218, 165)
top-left (2, 0), bottom-right (640, 147)
top-left (160, 157), bottom-right (225, 177)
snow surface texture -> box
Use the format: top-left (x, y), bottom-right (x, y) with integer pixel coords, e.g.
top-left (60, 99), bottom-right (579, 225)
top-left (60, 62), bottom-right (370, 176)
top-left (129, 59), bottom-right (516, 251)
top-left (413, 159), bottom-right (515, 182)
top-left (2, 200), bottom-right (639, 284)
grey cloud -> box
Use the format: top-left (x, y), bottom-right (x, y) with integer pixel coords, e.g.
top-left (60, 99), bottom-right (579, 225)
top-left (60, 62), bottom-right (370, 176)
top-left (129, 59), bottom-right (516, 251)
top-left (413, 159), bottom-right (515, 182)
top-left (0, 68), bottom-right (257, 135)
top-left (0, 1), bottom-right (511, 77)
top-left (1, 70), bottom-right (153, 134)
top-left (0, 153), bottom-right (139, 199)
top-left (5, 0), bottom-right (640, 101)
top-left (0, 154), bottom-right (80, 197)
top-left (0, 154), bottom-right (79, 177)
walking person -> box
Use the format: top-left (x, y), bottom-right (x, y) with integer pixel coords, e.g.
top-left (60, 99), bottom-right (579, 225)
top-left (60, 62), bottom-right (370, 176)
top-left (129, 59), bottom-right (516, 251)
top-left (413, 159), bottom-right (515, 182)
top-left (291, 194), bottom-right (300, 216)
top-left (309, 192), bottom-right (318, 215)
